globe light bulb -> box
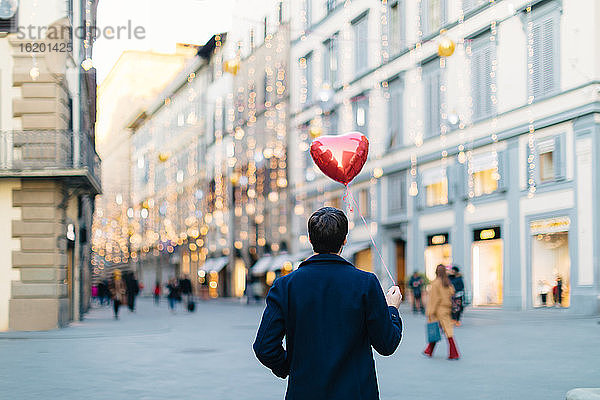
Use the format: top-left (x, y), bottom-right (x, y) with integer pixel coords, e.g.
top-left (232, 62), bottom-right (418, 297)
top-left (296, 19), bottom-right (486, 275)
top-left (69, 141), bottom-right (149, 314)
top-left (81, 58), bottom-right (94, 71)
top-left (29, 66), bottom-right (40, 81)
top-left (0, 0), bottom-right (18, 19)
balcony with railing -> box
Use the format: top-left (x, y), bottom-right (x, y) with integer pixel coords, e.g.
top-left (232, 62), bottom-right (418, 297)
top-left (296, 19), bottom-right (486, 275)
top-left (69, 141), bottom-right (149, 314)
top-left (0, 130), bottom-right (101, 193)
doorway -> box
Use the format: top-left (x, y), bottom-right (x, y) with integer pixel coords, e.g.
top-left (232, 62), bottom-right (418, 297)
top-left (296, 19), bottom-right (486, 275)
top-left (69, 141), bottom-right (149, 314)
top-left (66, 240), bottom-right (75, 321)
top-left (472, 238), bottom-right (503, 306)
top-left (395, 239), bottom-right (406, 297)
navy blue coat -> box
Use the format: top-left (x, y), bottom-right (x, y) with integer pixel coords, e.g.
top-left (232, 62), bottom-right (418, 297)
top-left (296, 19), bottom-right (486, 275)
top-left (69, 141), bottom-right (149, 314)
top-left (253, 253), bottom-right (403, 400)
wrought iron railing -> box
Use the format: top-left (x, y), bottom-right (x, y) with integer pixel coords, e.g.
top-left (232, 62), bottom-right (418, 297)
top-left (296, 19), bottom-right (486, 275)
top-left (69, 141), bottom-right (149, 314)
top-left (0, 130), bottom-right (101, 185)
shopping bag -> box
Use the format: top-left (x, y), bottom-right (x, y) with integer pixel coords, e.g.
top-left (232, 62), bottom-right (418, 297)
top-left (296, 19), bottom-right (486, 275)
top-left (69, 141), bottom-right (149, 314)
top-left (427, 321), bottom-right (441, 343)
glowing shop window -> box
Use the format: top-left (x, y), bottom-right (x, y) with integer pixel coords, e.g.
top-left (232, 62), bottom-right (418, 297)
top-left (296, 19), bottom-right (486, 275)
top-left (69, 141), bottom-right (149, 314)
top-left (234, 258), bottom-right (247, 298)
top-left (539, 151), bottom-right (554, 182)
top-left (266, 271), bottom-right (276, 286)
top-left (355, 248), bottom-right (372, 273)
top-left (425, 244), bottom-right (452, 281)
top-left (426, 180), bottom-right (448, 206)
top-left (209, 272), bottom-right (219, 298)
top-left (473, 168), bottom-right (498, 197)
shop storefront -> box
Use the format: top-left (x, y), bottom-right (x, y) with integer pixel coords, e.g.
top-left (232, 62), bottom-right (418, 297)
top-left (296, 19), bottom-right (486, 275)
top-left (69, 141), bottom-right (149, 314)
top-left (530, 217), bottom-right (571, 308)
top-left (200, 256), bottom-right (228, 298)
top-left (471, 227), bottom-right (503, 306)
top-left (424, 233), bottom-right (452, 280)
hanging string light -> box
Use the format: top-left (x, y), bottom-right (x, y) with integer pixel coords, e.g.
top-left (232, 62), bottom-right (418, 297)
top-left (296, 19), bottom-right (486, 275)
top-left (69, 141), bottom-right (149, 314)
top-left (525, 1), bottom-right (537, 198)
top-left (81, 0), bottom-right (94, 71)
top-left (409, 0), bottom-right (424, 198)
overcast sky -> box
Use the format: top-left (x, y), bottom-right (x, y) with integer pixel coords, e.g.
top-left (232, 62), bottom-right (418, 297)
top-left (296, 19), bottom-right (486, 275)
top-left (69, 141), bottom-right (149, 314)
top-left (93, 0), bottom-right (233, 83)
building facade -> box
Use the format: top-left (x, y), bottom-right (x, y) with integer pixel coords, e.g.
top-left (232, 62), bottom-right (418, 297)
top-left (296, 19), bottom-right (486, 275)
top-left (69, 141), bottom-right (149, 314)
top-left (289, 0), bottom-right (600, 313)
top-left (125, 0), bottom-right (293, 299)
top-left (92, 47), bottom-right (197, 291)
top-left (0, 0), bottom-right (101, 330)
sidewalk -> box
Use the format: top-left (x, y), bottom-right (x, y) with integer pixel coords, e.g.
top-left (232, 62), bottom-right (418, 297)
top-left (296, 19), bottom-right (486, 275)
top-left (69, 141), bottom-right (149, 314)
top-left (0, 297), bottom-right (598, 400)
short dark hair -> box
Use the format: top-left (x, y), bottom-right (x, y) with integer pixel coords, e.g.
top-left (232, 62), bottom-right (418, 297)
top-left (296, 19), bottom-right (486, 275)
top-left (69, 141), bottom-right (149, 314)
top-left (308, 207), bottom-right (348, 254)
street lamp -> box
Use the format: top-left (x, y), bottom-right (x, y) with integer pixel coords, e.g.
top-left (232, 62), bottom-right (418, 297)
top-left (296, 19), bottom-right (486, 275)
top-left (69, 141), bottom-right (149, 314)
top-left (0, 0), bottom-right (18, 19)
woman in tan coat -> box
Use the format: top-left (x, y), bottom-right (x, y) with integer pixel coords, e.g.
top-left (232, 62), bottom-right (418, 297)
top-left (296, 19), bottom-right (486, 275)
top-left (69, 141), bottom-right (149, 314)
top-left (109, 269), bottom-right (127, 320)
top-left (423, 264), bottom-right (460, 359)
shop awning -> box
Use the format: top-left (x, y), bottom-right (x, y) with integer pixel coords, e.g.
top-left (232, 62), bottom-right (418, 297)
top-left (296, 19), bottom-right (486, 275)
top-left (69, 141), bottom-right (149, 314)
top-left (341, 241), bottom-right (371, 259)
top-left (251, 255), bottom-right (274, 276)
top-left (471, 152), bottom-right (497, 173)
top-left (201, 256), bottom-right (228, 273)
top-left (252, 251), bottom-right (313, 275)
top-left (421, 167), bottom-right (447, 186)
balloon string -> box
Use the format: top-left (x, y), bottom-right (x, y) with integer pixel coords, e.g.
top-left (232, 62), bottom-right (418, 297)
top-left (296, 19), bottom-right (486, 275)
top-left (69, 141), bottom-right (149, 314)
top-left (347, 189), bottom-right (396, 286)
top-left (342, 185), bottom-right (353, 212)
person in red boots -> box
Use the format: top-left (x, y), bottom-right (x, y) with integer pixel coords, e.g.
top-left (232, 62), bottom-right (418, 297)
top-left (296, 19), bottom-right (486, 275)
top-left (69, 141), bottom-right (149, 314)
top-left (423, 264), bottom-right (460, 360)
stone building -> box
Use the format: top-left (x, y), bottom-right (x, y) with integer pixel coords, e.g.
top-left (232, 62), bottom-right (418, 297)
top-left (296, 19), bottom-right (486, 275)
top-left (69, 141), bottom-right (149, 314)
top-left (0, 0), bottom-right (100, 330)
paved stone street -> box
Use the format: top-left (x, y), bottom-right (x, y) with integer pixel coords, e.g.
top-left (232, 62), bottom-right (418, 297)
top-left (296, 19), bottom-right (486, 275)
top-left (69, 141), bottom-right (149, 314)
top-left (1, 297), bottom-right (599, 400)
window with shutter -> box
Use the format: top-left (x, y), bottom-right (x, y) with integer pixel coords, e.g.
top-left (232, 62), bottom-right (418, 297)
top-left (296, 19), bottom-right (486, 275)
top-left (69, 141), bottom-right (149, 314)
top-left (323, 34), bottom-right (339, 86)
top-left (421, 0), bottom-right (446, 37)
top-left (422, 60), bottom-right (442, 138)
top-left (534, 134), bottom-right (565, 184)
top-left (353, 14), bottom-right (369, 76)
top-left (388, 171), bottom-right (406, 215)
top-left (388, 77), bottom-right (404, 148)
top-left (326, 0), bottom-right (340, 14)
top-left (470, 33), bottom-right (496, 121)
top-left (553, 134), bottom-right (566, 181)
top-left (352, 94), bottom-right (369, 135)
top-left (529, 7), bottom-right (560, 100)
top-left (305, 52), bottom-right (313, 103)
top-left (388, 1), bottom-right (404, 56)
top-left (463, 0), bottom-right (485, 13)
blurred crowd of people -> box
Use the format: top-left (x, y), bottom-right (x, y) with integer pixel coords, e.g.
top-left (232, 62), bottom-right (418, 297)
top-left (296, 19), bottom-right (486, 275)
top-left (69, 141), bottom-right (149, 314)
top-left (93, 273), bottom-right (199, 318)
top-left (92, 269), bottom-right (140, 319)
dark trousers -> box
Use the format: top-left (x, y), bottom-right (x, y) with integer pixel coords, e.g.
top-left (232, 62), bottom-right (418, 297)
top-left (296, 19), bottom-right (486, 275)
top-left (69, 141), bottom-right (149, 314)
top-left (168, 297), bottom-right (176, 310)
top-left (113, 300), bottom-right (121, 317)
top-left (154, 294), bottom-right (160, 305)
top-left (127, 294), bottom-right (135, 311)
top-left (412, 293), bottom-right (424, 313)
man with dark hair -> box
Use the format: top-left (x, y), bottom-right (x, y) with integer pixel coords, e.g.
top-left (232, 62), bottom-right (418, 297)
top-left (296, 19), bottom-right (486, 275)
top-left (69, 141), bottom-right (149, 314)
top-left (253, 207), bottom-right (403, 400)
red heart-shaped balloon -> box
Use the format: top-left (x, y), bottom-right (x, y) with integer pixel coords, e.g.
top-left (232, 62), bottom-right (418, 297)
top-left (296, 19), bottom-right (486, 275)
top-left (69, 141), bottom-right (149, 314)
top-left (310, 132), bottom-right (369, 185)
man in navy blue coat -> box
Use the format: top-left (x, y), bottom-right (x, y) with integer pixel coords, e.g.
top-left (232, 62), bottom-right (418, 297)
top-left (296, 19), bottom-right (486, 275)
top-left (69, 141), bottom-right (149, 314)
top-left (253, 207), bottom-right (403, 400)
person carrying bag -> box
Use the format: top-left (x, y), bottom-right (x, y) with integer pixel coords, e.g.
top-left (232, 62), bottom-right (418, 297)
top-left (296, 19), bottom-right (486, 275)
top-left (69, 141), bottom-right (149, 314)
top-left (423, 264), bottom-right (460, 360)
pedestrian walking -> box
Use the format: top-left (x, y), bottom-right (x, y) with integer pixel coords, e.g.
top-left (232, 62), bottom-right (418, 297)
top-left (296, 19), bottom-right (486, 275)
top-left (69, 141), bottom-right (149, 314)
top-left (98, 279), bottom-right (110, 306)
top-left (423, 264), bottom-right (460, 360)
top-left (448, 266), bottom-right (465, 326)
top-left (125, 272), bottom-right (139, 312)
top-left (253, 207), bottom-right (403, 399)
top-left (179, 274), bottom-right (193, 306)
top-left (109, 269), bottom-right (127, 320)
top-left (408, 271), bottom-right (425, 314)
top-left (167, 278), bottom-right (180, 313)
top-left (91, 285), bottom-right (99, 305)
top-left (153, 281), bottom-right (161, 305)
